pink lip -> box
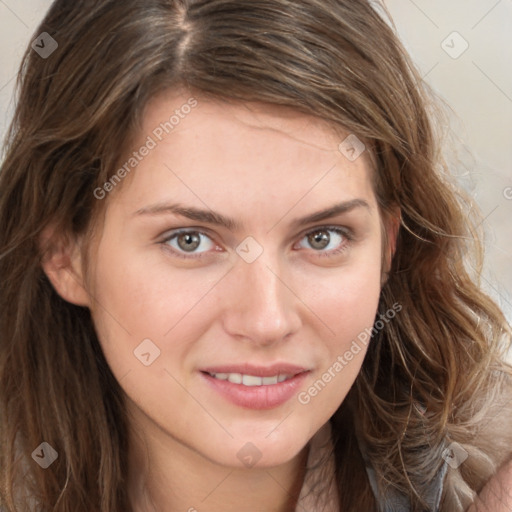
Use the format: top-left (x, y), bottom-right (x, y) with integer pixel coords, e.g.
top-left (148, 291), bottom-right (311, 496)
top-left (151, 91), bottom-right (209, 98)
top-left (199, 364), bottom-right (310, 410)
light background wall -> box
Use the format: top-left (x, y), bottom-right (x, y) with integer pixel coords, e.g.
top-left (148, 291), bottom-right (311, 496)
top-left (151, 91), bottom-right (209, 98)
top-left (0, 1), bottom-right (511, 341)
top-left (384, 0), bottom-right (512, 326)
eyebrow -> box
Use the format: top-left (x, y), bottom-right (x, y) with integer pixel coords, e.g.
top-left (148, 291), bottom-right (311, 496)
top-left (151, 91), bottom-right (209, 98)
top-left (133, 198), bottom-right (370, 231)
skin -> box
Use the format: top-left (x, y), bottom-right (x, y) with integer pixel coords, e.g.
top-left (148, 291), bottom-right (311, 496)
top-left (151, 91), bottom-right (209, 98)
top-left (467, 459), bottom-right (512, 512)
top-left (42, 88), bottom-right (399, 511)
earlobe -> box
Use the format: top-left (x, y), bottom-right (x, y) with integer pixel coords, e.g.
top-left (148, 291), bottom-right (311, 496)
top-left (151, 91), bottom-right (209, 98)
top-left (39, 227), bottom-right (91, 307)
top-left (381, 208), bottom-right (401, 285)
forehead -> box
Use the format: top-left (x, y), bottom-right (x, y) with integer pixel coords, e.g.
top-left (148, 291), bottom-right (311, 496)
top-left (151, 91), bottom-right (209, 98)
top-left (142, 89), bottom-right (345, 151)
top-left (107, 89), bottom-right (376, 218)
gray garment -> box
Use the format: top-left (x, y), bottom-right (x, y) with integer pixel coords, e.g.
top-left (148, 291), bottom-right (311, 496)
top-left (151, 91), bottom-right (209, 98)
top-left (295, 420), bottom-right (449, 511)
top-left (359, 436), bottom-right (449, 512)
top-left (365, 462), bottom-right (448, 511)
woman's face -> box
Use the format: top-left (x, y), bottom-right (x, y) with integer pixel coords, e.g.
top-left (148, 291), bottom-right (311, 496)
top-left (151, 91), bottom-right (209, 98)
top-left (84, 89), bottom-right (393, 469)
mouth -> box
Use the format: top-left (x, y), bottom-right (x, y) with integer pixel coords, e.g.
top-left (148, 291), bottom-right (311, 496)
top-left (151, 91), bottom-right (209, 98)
top-left (199, 363), bottom-right (310, 410)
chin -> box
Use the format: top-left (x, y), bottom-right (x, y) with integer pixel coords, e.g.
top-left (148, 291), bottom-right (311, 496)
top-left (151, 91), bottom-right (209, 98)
top-left (202, 425), bottom-right (311, 470)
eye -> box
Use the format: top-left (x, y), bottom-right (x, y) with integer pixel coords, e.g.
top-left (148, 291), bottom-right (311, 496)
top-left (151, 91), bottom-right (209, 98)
top-left (296, 226), bottom-right (351, 255)
top-left (162, 229), bottom-right (216, 258)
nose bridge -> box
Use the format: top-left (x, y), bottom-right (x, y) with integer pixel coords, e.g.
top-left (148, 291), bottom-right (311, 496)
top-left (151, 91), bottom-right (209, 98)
top-left (222, 248), bottom-right (301, 344)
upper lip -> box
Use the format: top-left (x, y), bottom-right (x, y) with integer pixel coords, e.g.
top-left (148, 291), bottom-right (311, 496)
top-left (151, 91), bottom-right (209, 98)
top-left (200, 363), bottom-right (309, 377)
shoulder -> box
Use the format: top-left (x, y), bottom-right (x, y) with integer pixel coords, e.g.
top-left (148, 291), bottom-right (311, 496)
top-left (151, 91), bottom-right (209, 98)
top-left (467, 458), bottom-right (512, 512)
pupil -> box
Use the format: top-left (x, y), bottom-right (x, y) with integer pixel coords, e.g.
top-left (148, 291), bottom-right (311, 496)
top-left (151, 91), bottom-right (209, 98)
top-left (178, 232), bottom-right (200, 252)
top-left (309, 230), bottom-right (329, 250)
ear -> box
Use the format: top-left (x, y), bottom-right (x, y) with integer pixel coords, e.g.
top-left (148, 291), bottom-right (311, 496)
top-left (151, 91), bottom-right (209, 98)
top-left (39, 225), bottom-right (91, 307)
top-left (381, 207), bottom-right (400, 284)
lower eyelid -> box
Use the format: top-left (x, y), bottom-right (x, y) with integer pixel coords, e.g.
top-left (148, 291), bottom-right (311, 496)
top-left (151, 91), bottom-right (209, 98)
top-left (314, 239), bottom-right (351, 257)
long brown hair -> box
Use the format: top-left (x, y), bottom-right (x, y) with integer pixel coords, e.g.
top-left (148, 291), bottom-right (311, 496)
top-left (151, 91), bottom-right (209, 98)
top-left (1, 1), bottom-right (511, 510)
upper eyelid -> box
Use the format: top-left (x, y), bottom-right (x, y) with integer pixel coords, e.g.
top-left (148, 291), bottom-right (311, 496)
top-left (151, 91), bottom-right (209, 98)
top-left (161, 224), bottom-right (350, 238)
top-left (300, 224), bottom-right (352, 237)
top-left (160, 227), bottom-right (216, 243)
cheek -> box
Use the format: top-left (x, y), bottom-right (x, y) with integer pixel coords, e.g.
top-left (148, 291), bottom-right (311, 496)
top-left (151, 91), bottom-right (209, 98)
top-left (303, 247), bottom-right (383, 349)
top-left (87, 241), bottom-right (223, 381)
top-left (92, 237), bottom-right (218, 325)
top-left (294, 244), bottom-right (383, 410)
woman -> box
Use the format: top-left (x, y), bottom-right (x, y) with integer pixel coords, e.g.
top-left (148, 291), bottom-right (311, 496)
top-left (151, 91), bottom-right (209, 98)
top-left (1, 0), bottom-right (511, 510)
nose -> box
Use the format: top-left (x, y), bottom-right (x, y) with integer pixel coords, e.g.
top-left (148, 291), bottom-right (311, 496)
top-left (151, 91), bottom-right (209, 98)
top-left (220, 252), bottom-right (302, 347)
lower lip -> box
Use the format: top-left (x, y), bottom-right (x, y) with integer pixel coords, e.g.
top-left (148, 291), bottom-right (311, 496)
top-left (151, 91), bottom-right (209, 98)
top-left (200, 371), bottom-right (309, 410)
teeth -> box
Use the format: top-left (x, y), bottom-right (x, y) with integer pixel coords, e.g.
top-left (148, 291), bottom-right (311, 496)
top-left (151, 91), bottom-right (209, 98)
top-left (242, 375), bottom-right (262, 386)
top-left (209, 372), bottom-right (292, 386)
top-left (227, 373), bottom-right (242, 384)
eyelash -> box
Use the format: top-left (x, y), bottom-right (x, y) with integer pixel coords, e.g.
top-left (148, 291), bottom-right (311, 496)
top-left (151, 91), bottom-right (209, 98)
top-left (160, 225), bottom-right (354, 261)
